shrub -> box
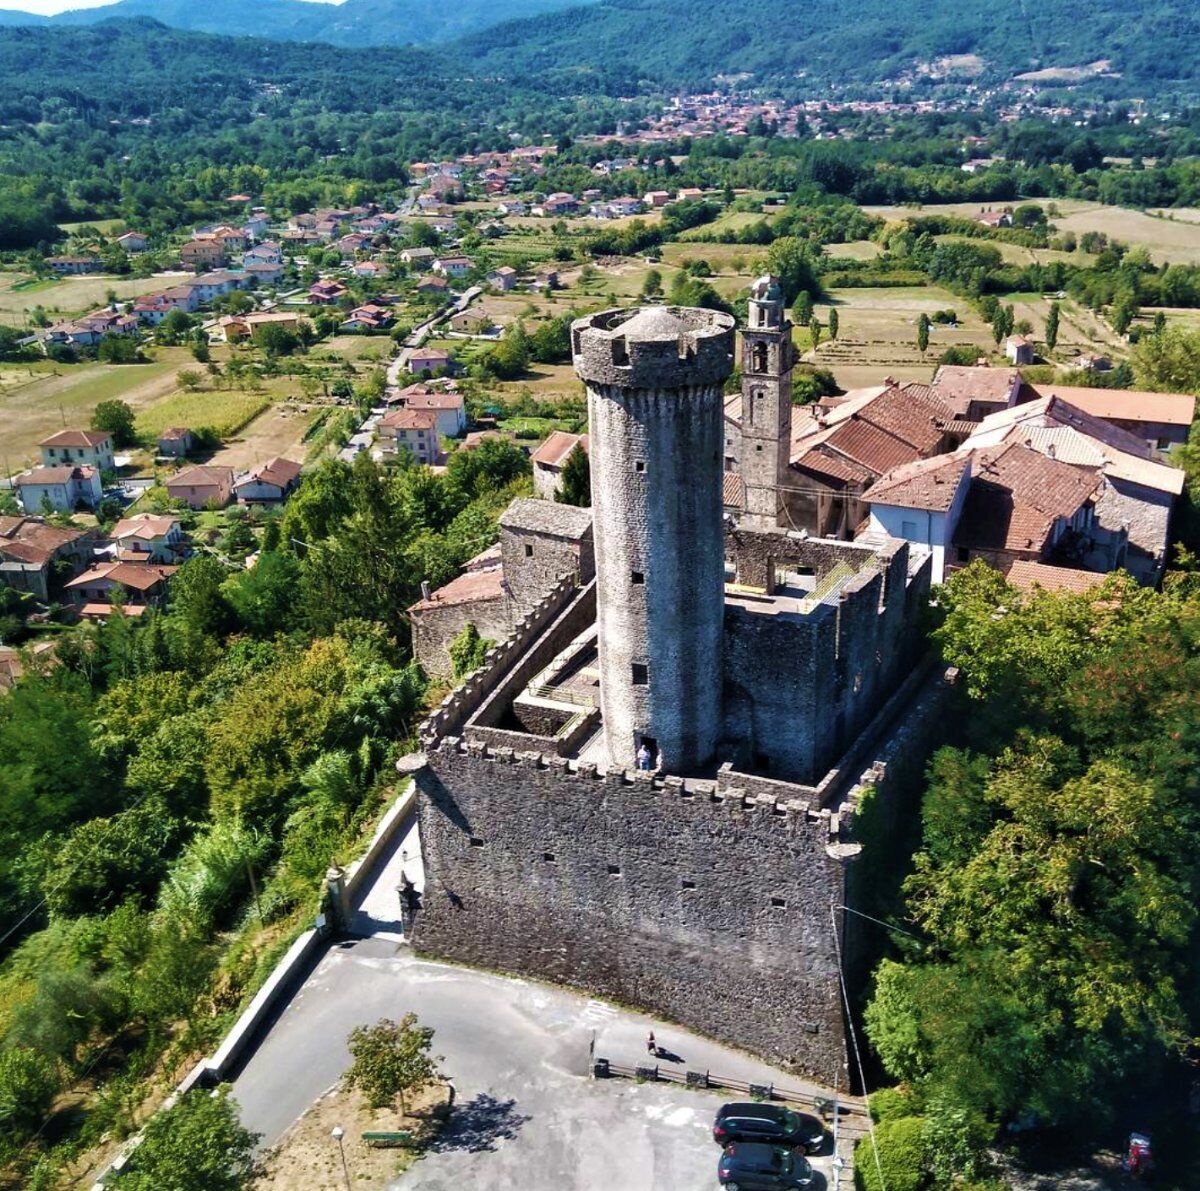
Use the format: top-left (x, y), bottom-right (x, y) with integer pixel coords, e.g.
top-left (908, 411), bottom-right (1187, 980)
top-left (855, 1116), bottom-right (928, 1191)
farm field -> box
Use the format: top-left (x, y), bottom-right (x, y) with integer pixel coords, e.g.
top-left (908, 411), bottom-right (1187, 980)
top-left (861, 197), bottom-right (1096, 223)
top-left (808, 285), bottom-right (995, 386)
top-left (205, 403), bottom-right (320, 471)
top-left (0, 271), bottom-right (190, 323)
top-left (317, 335), bottom-right (392, 364)
top-left (134, 388), bottom-right (271, 441)
top-left (932, 234), bottom-right (1082, 267)
top-left (679, 209), bottom-right (776, 240)
top-left (0, 350), bottom-right (192, 466)
top-left (863, 199), bottom-right (1200, 266)
top-left (58, 218), bottom-right (124, 235)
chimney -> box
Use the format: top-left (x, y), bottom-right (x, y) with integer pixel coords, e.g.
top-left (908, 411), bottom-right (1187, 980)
top-left (420, 580), bottom-right (431, 602)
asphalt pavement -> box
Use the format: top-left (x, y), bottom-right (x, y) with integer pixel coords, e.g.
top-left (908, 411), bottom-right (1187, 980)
top-left (231, 939), bottom-right (835, 1191)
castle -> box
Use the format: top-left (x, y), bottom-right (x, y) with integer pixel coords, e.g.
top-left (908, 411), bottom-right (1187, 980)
top-left (409, 282), bottom-right (948, 1086)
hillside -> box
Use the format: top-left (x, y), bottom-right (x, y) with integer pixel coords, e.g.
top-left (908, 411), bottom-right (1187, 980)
top-left (455, 0), bottom-right (1200, 93)
top-left (0, 0), bottom-right (600, 46)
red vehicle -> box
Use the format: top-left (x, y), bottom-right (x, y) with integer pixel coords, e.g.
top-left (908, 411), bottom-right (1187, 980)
top-left (1124, 1133), bottom-right (1153, 1178)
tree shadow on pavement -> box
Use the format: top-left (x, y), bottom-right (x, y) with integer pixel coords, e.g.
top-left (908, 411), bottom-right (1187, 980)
top-left (432, 1093), bottom-right (529, 1154)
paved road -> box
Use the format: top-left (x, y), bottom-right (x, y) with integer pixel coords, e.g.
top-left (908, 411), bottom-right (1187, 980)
top-left (232, 939), bottom-right (835, 1191)
top-left (387, 285), bottom-right (483, 389)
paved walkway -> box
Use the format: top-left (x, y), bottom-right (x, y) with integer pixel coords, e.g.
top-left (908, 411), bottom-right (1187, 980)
top-left (347, 814), bottom-right (424, 942)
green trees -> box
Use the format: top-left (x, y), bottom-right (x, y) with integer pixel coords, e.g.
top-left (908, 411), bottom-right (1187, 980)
top-left (97, 334), bottom-right (141, 364)
top-left (826, 307), bottom-right (838, 341)
top-left (0, 1047), bottom-right (60, 1143)
top-left (555, 443), bottom-right (591, 507)
top-left (1044, 300), bottom-right (1060, 351)
top-left (1131, 325), bottom-right (1200, 392)
top-left (122, 1088), bottom-right (258, 1191)
top-left (864, 565), bottom-right (1200, 1150)
top-left (916, 312), bottom-right (930, 355)
top-left (91, 398), bottom-right (137, 447)
top-left (346, 1015), bottom-right (441, 1114)
top-left (792, 291), bottom-right (813, 327)
top-left (765, 236), bottom-right (820, 304)
top-left (253, 321), bottom-right (300, 357)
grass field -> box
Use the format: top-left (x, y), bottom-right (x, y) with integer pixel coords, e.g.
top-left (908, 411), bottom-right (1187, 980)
top-left (808, 285), bottom-right (995, 387)
top-left (0, 272), bottom-right (189, 324)
top-left (0, 351), bottom-right (192, 467)
top-left (59, 218), bottom-right (124, 235)
top-left (932, 234), bottom-right (1081, 268)
top-left (824, 241), bottom-right (882, 261)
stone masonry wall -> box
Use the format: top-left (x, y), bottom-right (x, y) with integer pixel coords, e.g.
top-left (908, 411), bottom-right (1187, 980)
top-left (501, 525), bottom-right (594, 618)
top-left (411, 594), bottom-right (514, 681)
top-left (414, 741), bottom-right (853, 1087)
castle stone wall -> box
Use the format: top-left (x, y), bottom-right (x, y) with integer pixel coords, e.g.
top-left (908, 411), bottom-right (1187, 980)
top-left (414, 741), bottom-right (853, 1086)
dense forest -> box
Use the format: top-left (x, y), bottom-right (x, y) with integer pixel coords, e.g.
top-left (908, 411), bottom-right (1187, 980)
top-left (0, 0), bottom-right (598, 47)
top-left (458, 0), bottom-right (1200, 94)
top-left (3, 0), bottom-right (1200, 96)
top-left (857, 563), bottom-right (1200, 1187)
top-left (0, 445), bottom-right (531, 1186)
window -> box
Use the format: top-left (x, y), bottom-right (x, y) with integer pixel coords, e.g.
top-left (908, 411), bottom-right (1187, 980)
top-left (542, 851), bottom-right (556, 863)
top-left (681, 879), bottom-right (696, 890)
top-left (956, 546), bottom-right (970, 563)
top-left (607, 864), bottom-right (621, 876)
top-left (1157, 437), bottom-right (1170, 451)
top-left (631, 662), bottom-right (648, 685)
top-left (770, 896), bottom-right (787, 908)
top-left (469, 836), bottom-right (484, 848)
top-left (901, 520), bottom-right (918, 538)
top-left (524, 543), bottom-right (534, 557)
top-left (631, 570), bottom-right (644, 585)
top-left (634, 460), bottom-right (645, 473)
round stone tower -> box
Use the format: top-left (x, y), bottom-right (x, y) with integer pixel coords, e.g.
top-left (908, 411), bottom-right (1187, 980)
top-left (571, 305), bottom-right (736, 774)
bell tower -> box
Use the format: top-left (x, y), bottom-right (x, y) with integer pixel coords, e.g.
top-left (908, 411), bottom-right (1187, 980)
top-left (740, 276), bottom-right (794, 530)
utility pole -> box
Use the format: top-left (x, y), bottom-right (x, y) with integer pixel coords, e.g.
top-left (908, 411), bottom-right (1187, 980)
top-left (246, 857), bottom-right (264, 927)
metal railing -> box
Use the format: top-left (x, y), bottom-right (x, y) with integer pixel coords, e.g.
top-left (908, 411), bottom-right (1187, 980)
top-left (590, 1057), bottom-right (864, 1122)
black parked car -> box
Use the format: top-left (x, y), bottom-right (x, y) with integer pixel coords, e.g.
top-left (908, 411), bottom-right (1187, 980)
top-left (717, 1141), bottom-right (813, 1189)
top-left (713, 1102), bottom-right (826, 1153)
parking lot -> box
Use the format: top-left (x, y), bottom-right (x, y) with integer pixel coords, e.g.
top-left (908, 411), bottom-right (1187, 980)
top-left (232, 938), bottom-right (839, 1190)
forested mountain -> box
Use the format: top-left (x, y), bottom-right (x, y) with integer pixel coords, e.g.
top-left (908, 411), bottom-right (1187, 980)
top-left (0, 0), bottom-right (1195, 92)
top-left (457, 0), bottom-right (1200, 94)
top-left (0, 0), bottom-right (600, 47)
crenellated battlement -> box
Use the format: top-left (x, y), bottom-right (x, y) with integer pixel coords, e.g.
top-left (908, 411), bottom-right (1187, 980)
top-left (419, 573), bottom-right (581, 747)
top-left (429, 731), bottom-right (852, 844)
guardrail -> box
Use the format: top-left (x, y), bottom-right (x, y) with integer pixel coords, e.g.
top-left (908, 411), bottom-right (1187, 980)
top-left (590, 1057), bottom-right (864, 1122)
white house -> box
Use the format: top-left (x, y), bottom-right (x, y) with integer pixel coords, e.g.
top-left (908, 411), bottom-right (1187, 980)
top-left (109, 513), bottom-right (185, 563)
top-left (432, 255), bottom-right (473, 278)
top-left (39, 429), bottom-right (114, 472)
top-left (863, 453), bottom-right (973, 583)
top-left (14, 465), bottom-right (102, 513)
top-left (397, 389), bottom-right (467, 438)
top-left (233, 457), bottom-right (303, 505)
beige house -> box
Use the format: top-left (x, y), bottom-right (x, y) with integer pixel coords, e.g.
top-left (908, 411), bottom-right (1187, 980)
top-left (166, 465), bottom-right (234, 509)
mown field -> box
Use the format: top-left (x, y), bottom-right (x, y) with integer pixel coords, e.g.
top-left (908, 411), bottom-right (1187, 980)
top-left (0, 271), bottom-right (190, 323)
top-left (0, 350), bottom-right (192, 465)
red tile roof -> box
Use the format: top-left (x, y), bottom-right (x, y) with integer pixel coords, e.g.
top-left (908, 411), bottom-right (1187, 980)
top-left (954, 442), bottom-right (1101, 554)
top-left (1005, 560), bottom-right (1107, 594)
top-left (39, 429), bottom-right (110, 449)
top-left (868, 453), bottom-right (971, 513)
top-left (532, 431), bottom-right (589, 468)
top-left (1024, 383), bottom-right (1196, 428)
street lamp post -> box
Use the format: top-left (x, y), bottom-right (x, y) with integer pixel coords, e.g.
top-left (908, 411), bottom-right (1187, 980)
top-left (331, 1124), bottom-right (351, 1191)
